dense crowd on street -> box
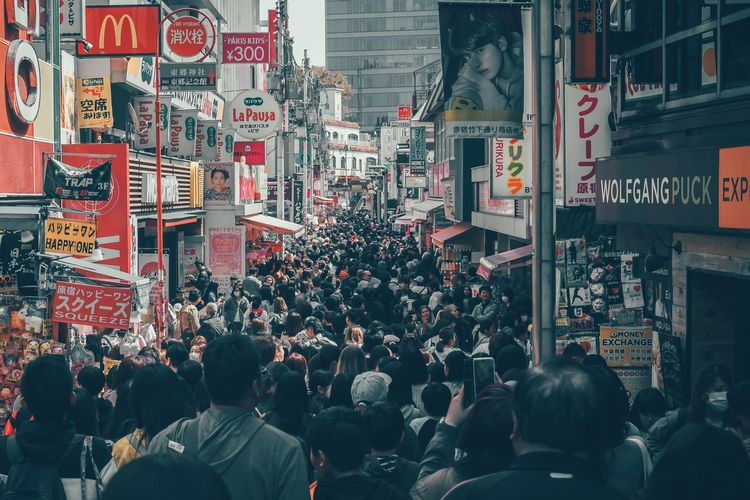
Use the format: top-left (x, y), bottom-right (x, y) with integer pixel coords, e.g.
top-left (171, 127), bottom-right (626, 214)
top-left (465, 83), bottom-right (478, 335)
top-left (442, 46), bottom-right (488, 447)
top-left (0, 211), bottom-right (749, 500)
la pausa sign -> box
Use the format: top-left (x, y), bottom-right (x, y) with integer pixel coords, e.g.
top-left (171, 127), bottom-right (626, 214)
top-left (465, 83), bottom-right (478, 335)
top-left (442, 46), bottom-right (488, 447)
top-left (227, 90), bottom-right (281, 141)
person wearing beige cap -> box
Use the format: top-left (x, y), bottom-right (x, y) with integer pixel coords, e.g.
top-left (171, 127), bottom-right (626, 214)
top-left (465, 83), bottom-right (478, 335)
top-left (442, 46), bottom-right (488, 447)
top-left (351, 371), bottom-right (392, 410)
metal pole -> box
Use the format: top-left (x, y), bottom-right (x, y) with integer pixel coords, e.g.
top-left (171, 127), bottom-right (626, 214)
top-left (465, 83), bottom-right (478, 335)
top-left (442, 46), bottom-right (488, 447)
top-left (302, 49), bottom-right (309, 216)
top-left (276, 0), bottom-right (286, 221)
top-left (532, 0), bottom-right (556, 364)
top-left (50, 0), bottom-right (61, 153)
top-left (154, 40), bottom-right (166, 341)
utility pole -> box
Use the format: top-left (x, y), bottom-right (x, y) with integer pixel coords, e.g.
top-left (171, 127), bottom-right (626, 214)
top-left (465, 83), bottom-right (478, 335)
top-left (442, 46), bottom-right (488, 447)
top-left (276, 0), bottom-right (286, 220)
top-left (302, 49), bottom-right (310, 216)
top-left (532, 0), bottom-right (556, 364)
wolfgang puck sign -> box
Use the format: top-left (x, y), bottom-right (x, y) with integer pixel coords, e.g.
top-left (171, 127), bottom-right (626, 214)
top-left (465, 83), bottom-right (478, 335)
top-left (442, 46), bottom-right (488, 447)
top-left (226, 90), bottom-right (280, 141)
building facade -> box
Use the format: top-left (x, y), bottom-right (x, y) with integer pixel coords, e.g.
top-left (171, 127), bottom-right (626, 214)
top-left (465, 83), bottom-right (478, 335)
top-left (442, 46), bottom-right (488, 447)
top-left (325, 0), bottom-right (441, 131)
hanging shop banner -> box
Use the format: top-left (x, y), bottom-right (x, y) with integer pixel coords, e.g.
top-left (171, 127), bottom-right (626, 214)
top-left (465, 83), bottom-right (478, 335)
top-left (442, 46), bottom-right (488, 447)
top-left (409, 126), bottom-right (426, 176)
top-left (563, 83), bottom-right (610, 207)
top-left (61, 0), bottom-right (86, 37)
top-left (442, 176), bottom-right (456, 221)
top-left (226, 90), bottom-right (281, 140)
top-left (159, 62), bottom-right (217, 91)
top-left (599, 326), bottom-right (653, 367)
top-left (293, 180), bottom-right (303, 225)
top-left (138, 253), bottom-right (169, 305)
top-left (133, 96), bottom-right (172, 150)
top-left (52, 283), bottom-right (133, 330)
top-left (222, 32), bottom-right (270, 64)
top-left (208, 227), bottom-right (243, 290)
top-left (217, 128), bottom-right (235, 162)
top-left (44, 157), bottom-right (112, 200)
top-left (195, 119), bottom-right (220, 161)
top-left (204, 162), bottom-right (235, 205)
top-left (44, 218), bottom-right (97, 257)
top-left (77, 77), bottom-right (113, 129)
top-left (397, 105), bottom-right (412, 121)
top-left (268, 10), bottom-right (278, 67)
top-left (169, 109), bottom-right (199, 157)
top-left (233, 141), bottom-right (265, 165)
top-left (79, 5), bottom-right (160, 57)
top-left (438, 1), bottom-right (526, 139)
top-left (568, 0), bottom-right (609, 83)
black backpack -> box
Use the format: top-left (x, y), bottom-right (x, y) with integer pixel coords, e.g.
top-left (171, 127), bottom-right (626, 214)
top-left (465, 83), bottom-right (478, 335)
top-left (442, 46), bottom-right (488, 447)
top-left (1, 435), bottom-right (83, 500)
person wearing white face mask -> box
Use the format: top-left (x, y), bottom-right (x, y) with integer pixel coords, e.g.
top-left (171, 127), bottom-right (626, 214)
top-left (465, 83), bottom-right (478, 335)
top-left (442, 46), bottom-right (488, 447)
top-left (647, 363), bottom-right (732, 463)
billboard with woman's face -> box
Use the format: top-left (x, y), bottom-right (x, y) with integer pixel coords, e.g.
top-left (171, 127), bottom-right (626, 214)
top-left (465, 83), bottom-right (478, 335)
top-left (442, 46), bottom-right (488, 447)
top-left (438, 1), bottom-right (528, 139)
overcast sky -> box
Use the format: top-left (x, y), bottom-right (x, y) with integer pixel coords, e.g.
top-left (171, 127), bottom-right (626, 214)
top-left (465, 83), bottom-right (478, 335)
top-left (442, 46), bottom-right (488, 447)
top-left (259, 0), bottom-right (326, 67)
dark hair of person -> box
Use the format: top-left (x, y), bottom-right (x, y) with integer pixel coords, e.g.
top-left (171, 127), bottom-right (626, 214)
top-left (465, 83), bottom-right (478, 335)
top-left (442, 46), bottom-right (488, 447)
top-left (641, 424), bottom-right (750, 500)
top-left (105, 379), bottom-right (135, 441)
top-left (345, 309), bottom-right (360, 325)
top-left (399, 346), bottom-right (429, 385)
top-left (250, 336), bottom-right (276, 367)
top-left (112, 355), bottom-right (148, 393)
top-left (267, 371), bottom-right (310, 437)
top-left (309, 345), bottom-right (341, 374)
top-left (70, 387), bottom-right (98, 435)
top-left (488, 332), bottom-right (516, 359)
top-left (368, 345), bottom-right (391, 370)
top-left (335, 346), bottom-right (367, 377)
top-left (327, 373), bottom-right (354, 409)
top-left (435, 327), bottom-right (455, 354)
top-left (444, 350), bottom-right (468, 382)
top-left (284, 352), bottom-right (308, 377)
top-left (454, 384), bottom-right (515, 479)
top-left (513, 359), bottom-right (598, 453)
top-left (285, 312), bottom-right (304, 336)
top-left (586, 365), bottom-right (630, 450)
top-left (102, 453), bottom-right (231, 500)
top-left (202, 334), bottom-right (261, 406)
top-left (478, 284), bottom-right (491, 294)
top-left (628, 388), bottom-right (667, 430)
top-left (166, 343), bottom-right (189, 367)
top-left (378, 360), bottom-right (414, 408)
top-left (562, 342), bottom-right (587, 361)
top-left (688, 363), bottom-right (732, 423)
top-left (176, 360), bottom-right (203, 390)
top-left (421, 382), bottom-right (451, 418)
top-left (427, 361), bottom-right (447, 383)
top-left (130, 364), bottom-right (195, 446)
top-left (728, 380), bottom-right (750, 419)
top-left (363, 402), bottom-right (404, 452)
top-left (77, 365), bottom-right (106, 397)
top-left (308, 369), bottom-right (334, 396)
top-left (582, 354), bottom-right (608, 368)
top-left (306, 407), bottom-right (369, 473)
top-left (210, 168), bottom-right (229, 181)
top-left (494, 344), bottom-right (527, 378)
top-left (363, 332), bottom-right (384, 354)
top-left (188, 289), bottom-right (201, 303)
top-left (448, 12), bottom-right (508, 57)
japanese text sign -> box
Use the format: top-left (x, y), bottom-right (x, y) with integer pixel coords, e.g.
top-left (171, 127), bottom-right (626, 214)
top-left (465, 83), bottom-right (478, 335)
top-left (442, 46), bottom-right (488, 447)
top-left (227, 90), bottom-right (281, 140)
top-left (44, 218), bottom-right (97, 257)
top-left (234, 141), bottom-right (266, 165)
top-left (599, 326), bottom-right (653, 367)
top-left (491, 130), bottom-right (533, 198)
top-left (397, 106), bottom-right (412, 121)
top-left (166, 16), bottom-right (208, 58)
top-left (53, 283), bottom-right (133, 330)
top-left (159, 63), bottom-right (217, 91)
top-left (409, 126), bottom-right (426, 176)
top-left (222, 33), bottom-right (270, 64)
top-left (569, 0), bottom-right (609, 83)
top-left (77, 77), bottom-right (113, 129)
top-left (79, 5), bottom-right (160, 57)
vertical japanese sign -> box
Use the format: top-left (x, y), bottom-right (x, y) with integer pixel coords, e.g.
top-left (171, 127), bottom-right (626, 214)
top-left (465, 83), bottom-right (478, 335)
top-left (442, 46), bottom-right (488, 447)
top-left (195, 120), bottom-right (220, 161)
top-left (563, 84), bottom-right (610, 206)
top-left (438, 2), bottom-right (525, 139)
top-left (409, 126), bottom-right (426, 176)
top-left (208, 227), bottom-right (243, 290)
top-left (442, 177), bottom-right (456, 221)
top-left (569, 0), bottom-right (609, 83)
top-left (554, 61), bottom-right (566, 200)
top-left (133, 96), bottom-right (172, 150)
top-left (61, 0), bottom-right (86, 37)
top-left (52, 283), bottom-right (133, 330)
top-left (268, 10), bottom-right (278, 67)
top-left (77, 77), bottom-right (113, 129)
top-left (169, 109), bottom-right (199, 157)
top-left (491, 136), bottom-right (532, 198)
top-left (397, 106), bottom-right (412, 121)
top-left (217, 128), bottom-right (235, 162)
top-left (293, 180), bottom-right (303, 225)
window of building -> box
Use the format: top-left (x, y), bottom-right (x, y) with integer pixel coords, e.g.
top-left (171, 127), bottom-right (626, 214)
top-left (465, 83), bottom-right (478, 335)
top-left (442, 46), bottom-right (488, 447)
top-left (366, 157), bottom-right (377, 166)
top-left (332, 131), bottom-right (339, 139)
top-left (331, 156), bottom-right (337, 169)
top-left (348, 133), bottom-right (358, 142)
top-left (341, 157), bottom-right (347, 170)
top-left (359, 159), bottom-right (363, 170)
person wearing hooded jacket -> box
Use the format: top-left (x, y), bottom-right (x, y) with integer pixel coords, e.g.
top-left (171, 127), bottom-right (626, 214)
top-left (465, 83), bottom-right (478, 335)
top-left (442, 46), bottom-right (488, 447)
top-left (147, 335), bottom-right (308, 500)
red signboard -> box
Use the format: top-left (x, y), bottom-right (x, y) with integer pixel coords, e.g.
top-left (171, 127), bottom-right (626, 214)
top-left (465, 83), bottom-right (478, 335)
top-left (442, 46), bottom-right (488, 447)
top-left (268, 10), bottom-right (278, 67)
top-left (80, 5), bottom-right (161, 57)
top-left (233, 141), bottom-right (266, 165)
top-left (53, 282), bottom-right (133, 330)
top-left (569, 0), bottom-right (609, 83)
top-left (167, 17), bottom-right (208, 58)
top-left (222, 33), bottom-right (270, 64)
top-left (397, 105), bottom-right (412, 121)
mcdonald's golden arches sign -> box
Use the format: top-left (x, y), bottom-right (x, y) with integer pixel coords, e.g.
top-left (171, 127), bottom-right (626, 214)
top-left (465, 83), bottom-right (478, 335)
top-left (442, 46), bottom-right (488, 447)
top-left (79, 5), bottom-right (161, 57)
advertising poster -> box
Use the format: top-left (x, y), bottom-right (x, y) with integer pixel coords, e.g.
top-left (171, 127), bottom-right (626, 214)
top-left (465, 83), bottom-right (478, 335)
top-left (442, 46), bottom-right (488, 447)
top-left (438, 2), bottom-right (526, 139)
top-left (183, 236), bottom-right (204, 270)
top-left (644, 260), bottom-right (672, 335)
top-left (208, 228), bottom-right (243, 290)
top-left (599, 326), bottom-right (653, 367)
top-left (442, 176), bottom-right (456, 220)
top-left (614, 367), bottom-right (651, 405)
top-left (52, 283), bottom-right (133, 330)
top-left (491, 135), bottom-right (532, 198)
top-left (61, 52), bottom-right (77, 144)
top-left (169, 109), bottom-right (199, 157)
top-left (138, 253), bottom-right (170, 305)
top-left (77, 77), bottom-right (113, 129)
top-left (195, 119), bottom-right (220, 161)
top-left (133, 96), bottom-right (172, 150)
top-left (204, 162), bottom-right (234, 205)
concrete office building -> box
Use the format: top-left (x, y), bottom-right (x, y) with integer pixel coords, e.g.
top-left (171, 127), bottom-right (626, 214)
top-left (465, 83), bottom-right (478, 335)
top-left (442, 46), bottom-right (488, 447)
top-left (325, 0), bottom-right (441, 132)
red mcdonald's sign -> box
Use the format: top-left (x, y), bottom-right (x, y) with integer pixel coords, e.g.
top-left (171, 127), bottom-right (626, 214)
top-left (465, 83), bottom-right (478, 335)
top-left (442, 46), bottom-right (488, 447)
top-left (79, 5), bottom-right (161, 57)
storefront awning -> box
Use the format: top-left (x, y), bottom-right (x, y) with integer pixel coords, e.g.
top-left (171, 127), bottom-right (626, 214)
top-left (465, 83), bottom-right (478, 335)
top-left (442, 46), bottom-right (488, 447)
top-left (477, 245), bottom-right (533, 280)
top-left (140, 210), bottom-right (206, 227)
top-left (314, 196), bottom-right (335, 206)
top-left (394, 214), bottom-right (416, 226)
top-left (411, 199), bottom-right (444, 218)
top-left (240, 214), bottom-right (305, 237)
top-left (431, 222), bottom-right (480, 249)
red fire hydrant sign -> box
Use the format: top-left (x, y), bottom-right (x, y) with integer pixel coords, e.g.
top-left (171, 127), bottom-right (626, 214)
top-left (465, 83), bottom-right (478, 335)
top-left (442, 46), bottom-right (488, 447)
top-left (53, 283), bottom-right (133, 330)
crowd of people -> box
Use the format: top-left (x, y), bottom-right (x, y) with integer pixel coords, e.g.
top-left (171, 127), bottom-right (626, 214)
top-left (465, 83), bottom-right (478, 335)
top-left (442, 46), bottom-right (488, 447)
top-left (2, 211), bottom-right (750, 500)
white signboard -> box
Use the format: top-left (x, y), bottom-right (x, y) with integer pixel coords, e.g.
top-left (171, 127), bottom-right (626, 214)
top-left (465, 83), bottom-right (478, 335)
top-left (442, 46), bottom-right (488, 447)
top-left (195, 119), bottom-right (220, 161)
top-left (133, 96), bottom-right (171, 150)
top-left (226, 90), bottom-right (281, 140)
top-left (60, 0), bottom-right (86, 37)
top-left (169, 109), bottom-right (199, 157)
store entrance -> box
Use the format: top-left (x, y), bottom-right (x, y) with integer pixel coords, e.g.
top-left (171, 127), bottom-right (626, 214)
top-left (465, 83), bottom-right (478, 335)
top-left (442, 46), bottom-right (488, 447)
top-left (688, 271), bottom-right (750, 390)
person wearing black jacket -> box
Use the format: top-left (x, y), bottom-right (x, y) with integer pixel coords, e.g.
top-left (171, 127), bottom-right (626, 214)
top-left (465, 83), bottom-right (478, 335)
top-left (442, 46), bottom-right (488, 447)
top-left (196, 302), bottom-right (225, 343)
top-left (443, 360), bottom-right (626, 500)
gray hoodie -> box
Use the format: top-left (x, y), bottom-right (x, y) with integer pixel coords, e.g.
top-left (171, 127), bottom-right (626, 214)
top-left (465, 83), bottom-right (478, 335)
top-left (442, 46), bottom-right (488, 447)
top-left (147, 407), bottom-right (309, 500)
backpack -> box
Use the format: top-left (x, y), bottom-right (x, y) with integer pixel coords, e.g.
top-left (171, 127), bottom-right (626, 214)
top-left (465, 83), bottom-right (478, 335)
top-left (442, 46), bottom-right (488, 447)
top-left (1, 435), bottom-right (82, 500)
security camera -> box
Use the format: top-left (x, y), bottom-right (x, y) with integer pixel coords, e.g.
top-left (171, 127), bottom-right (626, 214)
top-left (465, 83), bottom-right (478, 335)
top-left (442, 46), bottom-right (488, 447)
top-left (78, 38), bottom-right (93, 53)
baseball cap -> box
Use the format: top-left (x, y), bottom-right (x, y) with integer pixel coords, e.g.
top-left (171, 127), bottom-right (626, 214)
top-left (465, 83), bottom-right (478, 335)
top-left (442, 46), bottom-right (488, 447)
top-left (351, 371), bottom-right (392, 406)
